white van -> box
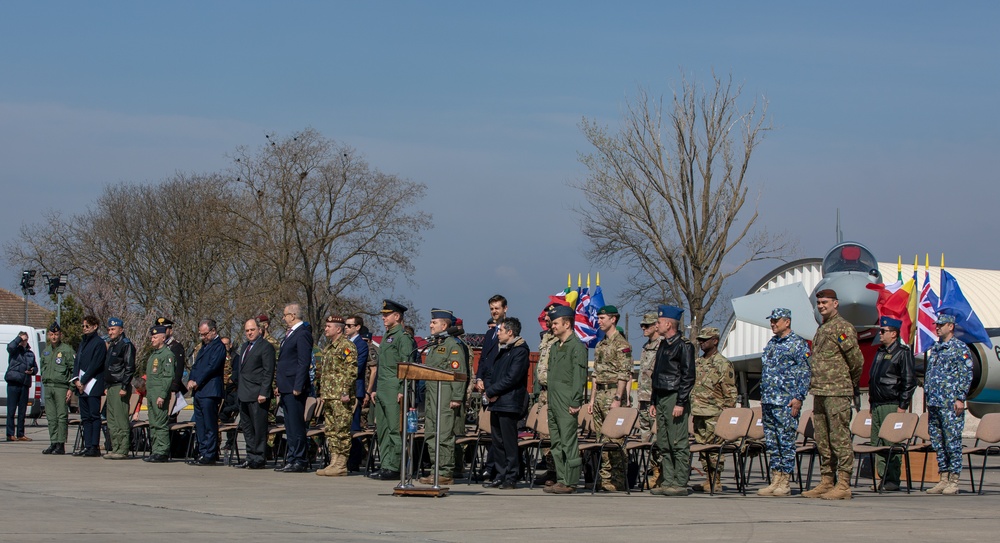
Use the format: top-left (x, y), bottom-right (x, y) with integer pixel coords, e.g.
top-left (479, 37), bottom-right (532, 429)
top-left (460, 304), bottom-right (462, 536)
top-left (1, 324), bottom-right (46, 418)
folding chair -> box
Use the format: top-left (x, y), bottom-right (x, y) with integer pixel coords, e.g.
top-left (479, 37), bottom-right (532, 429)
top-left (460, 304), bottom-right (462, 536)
top-left (851, 412), bottom-right (918, 493)
top-left (461, 408), bottom-right (492, 484)
top-left (963, 412), bottom-right (1000, 495)
top-left (689, 407), bottom-right (754, 495)
top-left (794, 410), bottom-right (817, 492)
top-left (127, 392), bottom-right (150, 458)
top-left (907, 412), bottom-right (938, 491)
top-left (743, 407), bottom-right (769, 486)
top-left (626, 420), bottom-right (655, 492)
top-left (578, 407), bottom-right (640, 494)
top-left (848, 409), bottom-right (873, 488)
top-left (518, 403), bottom-right (550, 488)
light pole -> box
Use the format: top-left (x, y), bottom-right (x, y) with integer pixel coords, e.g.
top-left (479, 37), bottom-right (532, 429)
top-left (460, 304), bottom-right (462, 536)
top-left (20, 270), bottom-right (36, 326)
top-left (43, 272), bottom-right (69, 324)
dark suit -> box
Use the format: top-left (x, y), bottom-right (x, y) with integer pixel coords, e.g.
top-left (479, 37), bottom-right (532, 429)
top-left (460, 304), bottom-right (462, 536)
top-left (73, 331), bottom-right (107, 449)
top-left (476, 327), bottom-right (500, 383)
top-left (232, 338), bottom-right (276, 464)
top-left (189, 336), bottom-right (225, 461)
top-left (276, 322), bottom-right (313, 466)
top-left (485, 339), bottom-right (530, 484)
top-left (350, 334), bottom-right (369, 432)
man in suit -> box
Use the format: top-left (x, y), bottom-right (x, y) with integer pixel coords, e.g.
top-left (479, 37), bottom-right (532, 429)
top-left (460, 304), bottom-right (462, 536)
top-left (474, 294), bottom-right (506, 478)
top-left (346, 315), bottom-right (370, 471)
top-left (186, 319), bottom-right (226, 465)
top-left (232, 317), bottom-right (276, 469)
top-left (275, 302), bottom-right (313, 472)
top-left (71, 315), bottom-right (107, 457)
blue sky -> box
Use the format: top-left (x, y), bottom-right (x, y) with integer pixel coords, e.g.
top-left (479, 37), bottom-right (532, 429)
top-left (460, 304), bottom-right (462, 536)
top-left (2, 2), bottom-right (998, 340)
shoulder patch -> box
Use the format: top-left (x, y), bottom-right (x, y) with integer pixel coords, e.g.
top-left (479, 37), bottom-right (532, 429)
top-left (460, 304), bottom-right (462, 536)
top-left (386, 337), bottom-right (393, 344)
top-left (451, 360), bottom-right (460, 369)
top-left (620, 347), bottom-right (632, 355)
top-left (436, 346), bottom-right (447, 354)
top-left (837, 333), bottom-right (847, 343)
top-left (343, 348), bottom-right (352, 357)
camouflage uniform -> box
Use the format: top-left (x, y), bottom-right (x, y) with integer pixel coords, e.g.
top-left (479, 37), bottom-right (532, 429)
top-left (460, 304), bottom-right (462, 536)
top-left (40, 341), bottom-right (75, 446)
top-left (316, 336), bottom-right (357, 457)
top-left (534, 331), bottom-right (559, 474)
top-left (760, 331), bottom-right (811, 474)
top-left (591, 330), bottom-right (632, 490)
top-left (925, 336), bottom-right (973, 475)
top-left (690, 352), bottom-right (738, 476)
top-left (423, 335), bottom-right (469, 478)
top-left (145, 346), bottom-right (176, 457)
top-left (264, 333), bottom-right (281, 447)
top-left (362, 341), bottom-right (378, 428)
top-left (810, 313), bottom-right (863, 478)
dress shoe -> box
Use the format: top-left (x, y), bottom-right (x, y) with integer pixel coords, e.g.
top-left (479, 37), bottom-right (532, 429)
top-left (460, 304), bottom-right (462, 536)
top-left (72, 447), bottom-right (87, 457)
top-left (145, 454), bottom-right (169, 463)
top-left (233, 460), bottom-right (252, 469)
top-left (83, 447), bottom-right (101, 457)
top-left (247, 461), bottom-right (267, 470)
top-left (187, 457), bottom-right (218, 466)
top-left (278, 462), bottom-right (307, 473)
top-left (42, 444), bottom-right (58, 455)
top-left (17, 436), bottom-right (32, 441)
top-left (534, 471), bottom-right (556, 486)
top-left (5, 435), bottom-right (13, 442)
top-left (370, 469), bottom-right (400, 480)
top-left (274, 463), bottom-right (291, 472)
top-left (482, 479), bottom-right (502, 489)
top-left (498, 481), bottom-right (517, 490)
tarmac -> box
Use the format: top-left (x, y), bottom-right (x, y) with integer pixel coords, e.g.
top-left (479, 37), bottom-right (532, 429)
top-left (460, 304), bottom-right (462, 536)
top-left (2, 421), bottom-right (999, 543)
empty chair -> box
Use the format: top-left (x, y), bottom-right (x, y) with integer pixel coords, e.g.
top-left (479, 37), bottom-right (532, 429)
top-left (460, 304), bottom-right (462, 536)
top-left (962, 412), bottom-right (1000, 494)
top-left (578, 407), bottom-right (640, 494)
top-left (851, 412), bottom-right (918, 493)
top-left (688, 407), bottom-right (754, 495)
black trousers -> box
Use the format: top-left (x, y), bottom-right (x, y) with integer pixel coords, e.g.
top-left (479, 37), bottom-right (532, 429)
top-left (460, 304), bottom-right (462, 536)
top-left (79, 395), bottom-right (102, 448)
top-left (280, 393), bottom-right (307, 465)
top-left (490, 410), bottom-right (520, 484)
top-left (239, 399), bottom-right (270, 464)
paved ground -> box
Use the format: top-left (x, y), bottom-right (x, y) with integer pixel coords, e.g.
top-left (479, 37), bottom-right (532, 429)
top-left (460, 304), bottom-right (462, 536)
top-left (3, 422), bottom-right (999, 543)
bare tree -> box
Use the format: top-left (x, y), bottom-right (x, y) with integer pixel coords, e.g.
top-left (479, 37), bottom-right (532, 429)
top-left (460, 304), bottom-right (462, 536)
top-left (575, 72), bottom-right (794, 333)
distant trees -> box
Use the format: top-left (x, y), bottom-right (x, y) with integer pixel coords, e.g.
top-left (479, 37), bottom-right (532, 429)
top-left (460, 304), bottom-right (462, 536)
top-left (5, 128), bottom-right (431, 342)
top-left (575, 72), bottom-right (793, 333)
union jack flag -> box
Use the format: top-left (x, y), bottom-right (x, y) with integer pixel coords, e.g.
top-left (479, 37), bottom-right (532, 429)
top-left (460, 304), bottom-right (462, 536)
top-left (915, 272), bottom-right (939, 354)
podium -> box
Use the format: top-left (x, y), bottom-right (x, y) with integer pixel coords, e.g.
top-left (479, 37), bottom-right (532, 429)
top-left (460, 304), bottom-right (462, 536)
top-left (393, 363), bottom-right (467, 497)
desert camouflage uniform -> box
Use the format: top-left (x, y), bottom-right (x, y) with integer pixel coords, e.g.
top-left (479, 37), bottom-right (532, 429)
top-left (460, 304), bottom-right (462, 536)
top-left (690, 352), bottom-right (738, 475)
top-left (761, 331), bottom-right (811, 474)
top-left (264, 333), bottom-right (281, 447)
top-left (316, 336), bottom-right (357, 457)
top-left (591, 331), bottom-right (632, 490)
top-left (810, 313), bottom-right (863, 477)
top-left (925, 337), bottom-right (973, 475)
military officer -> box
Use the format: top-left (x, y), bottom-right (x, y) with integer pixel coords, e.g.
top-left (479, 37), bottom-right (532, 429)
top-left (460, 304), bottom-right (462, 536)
top-left (103, 317), bottom-right (136, 460)
top-left (532, 304), bottom-right (561, 486)
top-left (757, 308), bottom-right (811, 497)
top-left (368, 299), bottom-right (415, 480)
top-left (690, 326), bottom-right (738, 492)
top-left (40, 323), bottom-right (74, 455)
top-left (803, 289), bottom-right (864, 500)
top-left (868, 316), bottom-right (916, 491)
top-left (315, 316), bottom-right (357, 477)
top-left (924, 313), bottom-right (973, 496)
top-left (649, 305), bottom-right (695, 497)
top-left (419, 309), bottom-right (469, 485)
top-left (155, 317), bottom-right (187, 424)
top-left (542, 305), bottom-right (587, 495)
top-left (588, 305), bottom-right (632, 492)
top-left (636, 312), bottom-right (662, 488)
top-left (143, 326), bottom-right (175, 463)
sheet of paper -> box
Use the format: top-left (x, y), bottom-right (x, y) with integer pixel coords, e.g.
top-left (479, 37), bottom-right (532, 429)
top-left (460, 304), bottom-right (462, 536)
top-left (171, 392), bottom-right (188, 415)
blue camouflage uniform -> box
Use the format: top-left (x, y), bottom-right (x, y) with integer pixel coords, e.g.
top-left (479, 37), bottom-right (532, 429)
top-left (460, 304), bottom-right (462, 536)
top-left (925, 333), bottom-right (973, 476)
top-left (760, 316), bottom-right (811, 474)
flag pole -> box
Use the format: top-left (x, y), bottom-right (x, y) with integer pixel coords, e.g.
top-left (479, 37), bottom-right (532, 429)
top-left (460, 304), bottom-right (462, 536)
top-left (897, 256), bottom-right (902, 282)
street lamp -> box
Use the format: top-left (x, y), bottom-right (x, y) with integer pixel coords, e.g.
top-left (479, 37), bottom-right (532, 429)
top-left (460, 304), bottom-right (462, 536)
top-left (43, 272), bottom-right (69, 325)
top-left (20, 270), bottom-right (36, 326)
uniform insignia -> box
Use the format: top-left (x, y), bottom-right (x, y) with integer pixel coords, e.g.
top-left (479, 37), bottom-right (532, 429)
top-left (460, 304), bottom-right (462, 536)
top-left (152, 358), bottom-right (159, 373)
top-left (56, 352), bottom-right (62, 358)
top-left (451, 350), bottom-right (459, 355)
top-left (387, 337), bottom-right (393, 344)
top-left (451, 360), bottom-right (460, 369)
top-left (620, 347), bottom-right (632, 355)
top-left (837, 333), bottom-right (847, 343)
top-left (343, 348), bottom-right (352, 357)
top-left (436, 346), bottom-right (446, 354)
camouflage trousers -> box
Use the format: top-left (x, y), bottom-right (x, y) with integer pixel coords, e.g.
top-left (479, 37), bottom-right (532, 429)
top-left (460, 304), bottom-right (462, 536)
top-left (534, 390), bottom-right (553, 468)
top-left (870, 403), bottom-right (903, 484)
top-left (593, 388), bottom-right (626, 489)
top-left (928, 405), bottom-right (964, 474)
top-left (692, 414), bottom-right (725, 474)
top-left (322, 398), bottom-right (353, 457)
top-left (813, 395), bottom-right (853, 477)
top-left (762, 403), bottom-right (798, 474)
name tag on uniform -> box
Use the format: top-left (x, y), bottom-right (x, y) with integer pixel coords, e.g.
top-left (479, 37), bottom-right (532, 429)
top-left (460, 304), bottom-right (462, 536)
top-left (730, 416), bottom-right (739, 424)
top-left (865, 418), bottom-right (871, 426)
top-left (893, 422), bottom-right (903, 430)
top-left (616, 418), bottom-right (625, 426)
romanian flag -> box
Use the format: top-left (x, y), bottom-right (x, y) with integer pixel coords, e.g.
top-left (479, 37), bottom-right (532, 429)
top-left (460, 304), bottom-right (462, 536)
top-left (867, 278), bottom-right (918, 344)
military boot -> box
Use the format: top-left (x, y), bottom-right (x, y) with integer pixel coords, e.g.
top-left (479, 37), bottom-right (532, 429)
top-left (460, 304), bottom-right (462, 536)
top-left (942, 472), bottom-right (961, 495)
top-left (315, 454), bottom-right (337, 476)
top-left (42, 443), bottom-right (57, 455)
top-left (327, 454), bottom-right (348, 477)
top-left (926, 472), bottom-right (949, 494)
top-left (820, 472), bottom-right (853, 500)
top-left (802, 475), bottom-right (835, 498)
top-left (772, 472), bottom-right (792, 497)
top-left (646, 464), bottom-right (662, 490)
top-left (53, 443), bottom-right (66, 455)
top-left (757, 470), bottom-right (781, 496)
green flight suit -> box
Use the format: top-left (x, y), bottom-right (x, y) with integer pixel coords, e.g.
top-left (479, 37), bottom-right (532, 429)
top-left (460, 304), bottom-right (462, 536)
top-left (40, 342), bottom-right (75, 444)
top-left (375, 324), bottom-right (415, 473)
top-left (547, 335), bottom-right (588, 487)
top-left (145, 346), bottom-right (175, 456)
top-left (424, 335), bottom-right (469, 477)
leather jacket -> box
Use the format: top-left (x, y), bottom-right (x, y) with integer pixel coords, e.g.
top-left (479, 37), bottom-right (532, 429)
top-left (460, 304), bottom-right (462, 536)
top-left (104, 335), bottom-right (136, 392)
top-left (868, 341), bottom-right (916, 409)
top-left (651, 333), bottom-right (696, 406)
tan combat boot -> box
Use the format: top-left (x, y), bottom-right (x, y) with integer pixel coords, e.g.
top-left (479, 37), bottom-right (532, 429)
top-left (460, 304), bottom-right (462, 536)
top-left (820, 472), bottom-right (853, 500)
top-left (327, 453), bottom-right (348, 477)
top-left (942, 472), bottom-right (961, 495)
top-left (698, 472), bottom-right (724, 492)
top-left (772, 472), bottom-right (792, 497)
top-left (926, 472), bottom-right (949, 494)
top-left (802, 475), bottom-right (835, 498)
top-left (757, 470), bottom-right (780, 496)
top-left (646, 464), bottom-right (662, 490)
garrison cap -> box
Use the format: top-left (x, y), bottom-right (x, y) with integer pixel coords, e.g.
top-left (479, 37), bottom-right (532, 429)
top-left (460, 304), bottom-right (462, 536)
top-left (156, 317), bottom-right (174, 328)
top-left (381, 299), bottom-right (407, 314)
top-left (107, 317), bottom-right (123, 328)
top-left (815, 289), bottom-right (838, 300)
top-left (879, 316), bottom-right (902, 329)
top-left (150, 325), bottom-right (168, 335)
top-left (767, 308), bottom-right (792, 320)
top-left (597, 305), bottom-right (619, 316)
top-left (657, 305), bottom-right (684, 320)
top-left (640, 312), bottom-right (657, 326)
top-left (48, 322), bottom-right (62, 333)
top-left (548, 305), bottom-right (575, 320)
top-left (696, 326), bottom-right (720, 340)
top-left (935, 313), bottom-right (956, 325)
top-left (325, 315), bottom-right (345, 325)
top-left (430, 308), bottom-right (455, 322)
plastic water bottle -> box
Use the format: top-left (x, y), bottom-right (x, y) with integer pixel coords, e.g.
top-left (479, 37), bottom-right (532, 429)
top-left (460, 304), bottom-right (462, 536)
top-left (406, 408), bottom-right (418, 433)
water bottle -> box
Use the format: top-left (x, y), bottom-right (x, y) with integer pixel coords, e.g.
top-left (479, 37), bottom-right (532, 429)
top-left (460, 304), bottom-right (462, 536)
top-left (406, 408), bottom-right (418, 433)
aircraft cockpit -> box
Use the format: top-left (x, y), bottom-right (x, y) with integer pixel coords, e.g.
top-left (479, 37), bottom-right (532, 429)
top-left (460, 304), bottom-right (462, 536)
top-left (822, 242), bottom-right (881, 280)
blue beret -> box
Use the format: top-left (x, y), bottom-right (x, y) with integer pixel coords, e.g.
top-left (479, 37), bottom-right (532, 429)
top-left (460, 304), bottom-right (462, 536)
top-left (381, 299), bottom-right (407, 314)
top-left (767, 308), bottom-right (792, 320)
top-left (657, 305), bottom-right (684, 320)
top-left (935, 313), bottom-right (956, 325)
top-left (430, 308), bottom-right (455, 322)
top-left (879, 316), bottom-right (902, 329)
top-left (150, 325), bottom-right (167, 335)
top-left (107, 317), bottom-right (123, 328)
top-left (548, 305), bottom-right (575, 320)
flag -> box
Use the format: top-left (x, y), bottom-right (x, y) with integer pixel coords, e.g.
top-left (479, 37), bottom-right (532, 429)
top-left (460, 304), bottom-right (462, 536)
top-left (939, 270), bottom-right (993, 346)
top-left (914, 272), bottom-right (939, 354)
top-left (574, 287), bottom-right (599, 347)
top-left (867, 278), bottom-right (917, 341)
top-left (906, 269), bottom-right (919, 345)
top-left (537, 291), bottom-right (571, 329)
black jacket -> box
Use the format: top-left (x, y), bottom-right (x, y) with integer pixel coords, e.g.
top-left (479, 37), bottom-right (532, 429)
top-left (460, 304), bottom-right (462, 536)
top-left (485, 337), bottom-right (530, 414)
top-left (104, 335), bottom-right (136, 392)
top-left (5, 337), bottom-right (37, 387)
top-left (651, 333), bottom-right (696, 406)
top-left (232, 339), bottom-right (276, 403)
top-left (73, 330), bottom-right (107, 397)
top-left (166, 337), bottom-right (188, 394)
top-left (868, 341), bottom-right (917, 409)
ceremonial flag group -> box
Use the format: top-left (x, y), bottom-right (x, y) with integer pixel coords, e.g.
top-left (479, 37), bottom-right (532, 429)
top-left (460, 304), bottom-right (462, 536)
top-left (539, 274), bottom-right (605, 348)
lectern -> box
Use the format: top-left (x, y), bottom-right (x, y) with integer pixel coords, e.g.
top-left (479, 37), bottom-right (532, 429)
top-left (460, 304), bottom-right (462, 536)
top-left (393, 362), bottom-right (467, 497)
